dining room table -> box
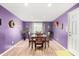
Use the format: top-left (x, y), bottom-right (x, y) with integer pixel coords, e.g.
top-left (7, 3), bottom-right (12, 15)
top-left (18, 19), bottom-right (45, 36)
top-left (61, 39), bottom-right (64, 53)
top-left (30, 34), bottom-right (47, 49)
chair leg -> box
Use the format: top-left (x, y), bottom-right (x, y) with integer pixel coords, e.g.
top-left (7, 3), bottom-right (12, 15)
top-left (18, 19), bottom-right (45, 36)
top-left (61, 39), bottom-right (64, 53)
top-left (32, 42), bottom-right (33, 49)
top-left (45, 42), bottom-right (46, 49)
top-left (35, 44), bottom-right (36, 50)
top-left (42, 43), bottom-right (43, 50)
top-left (43, 43), bottom-right (45, 49)
top-left (48, 41), bottom-right (49, 47)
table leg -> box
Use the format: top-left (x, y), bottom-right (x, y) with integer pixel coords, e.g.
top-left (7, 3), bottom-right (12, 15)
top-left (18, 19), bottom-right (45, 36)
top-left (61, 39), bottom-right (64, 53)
top-left (31, 39), bottom-right (33, 49)
top-left (45, 38), bottom-right (46, 49)
top-left (45, 42), bottom-right (46, 49)
top-left (48, 41), bottom-right (49, 47)
top-left (32, 41), bottom-right (33, 49)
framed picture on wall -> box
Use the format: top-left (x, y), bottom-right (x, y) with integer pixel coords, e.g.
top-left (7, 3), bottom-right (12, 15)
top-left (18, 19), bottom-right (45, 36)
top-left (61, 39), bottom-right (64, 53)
top-left (56, 21), bottom-right (59, 27)
top-left (8, 20), bottom-right (15, 28)
top-left (0, 18), bottom-right (1, 26)
top-left (52, 21), bottom-right (57, 28)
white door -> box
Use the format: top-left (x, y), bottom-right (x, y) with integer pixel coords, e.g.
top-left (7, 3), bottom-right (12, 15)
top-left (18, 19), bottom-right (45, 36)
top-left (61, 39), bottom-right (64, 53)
top-left (68, 8), bottom-right (79, 55)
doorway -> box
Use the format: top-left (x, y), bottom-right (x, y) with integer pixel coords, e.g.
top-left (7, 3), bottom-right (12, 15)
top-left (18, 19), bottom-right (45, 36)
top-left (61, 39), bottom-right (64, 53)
top-left (68, 7), bottom-right (79, 55)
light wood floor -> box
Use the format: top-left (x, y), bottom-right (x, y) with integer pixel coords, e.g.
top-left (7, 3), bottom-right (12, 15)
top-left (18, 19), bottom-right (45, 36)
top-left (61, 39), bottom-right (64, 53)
top-left (2, 40), bottom-right (72, 56)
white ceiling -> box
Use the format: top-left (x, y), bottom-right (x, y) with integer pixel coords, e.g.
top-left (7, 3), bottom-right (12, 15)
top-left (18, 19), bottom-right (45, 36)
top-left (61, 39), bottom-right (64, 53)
top-left (0, 3), bottom-right (76, 22)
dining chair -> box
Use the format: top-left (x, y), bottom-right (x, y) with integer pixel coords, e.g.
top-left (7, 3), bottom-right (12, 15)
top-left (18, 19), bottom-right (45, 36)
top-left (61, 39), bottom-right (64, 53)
top-left (35, 37), bottom-right (43, 50)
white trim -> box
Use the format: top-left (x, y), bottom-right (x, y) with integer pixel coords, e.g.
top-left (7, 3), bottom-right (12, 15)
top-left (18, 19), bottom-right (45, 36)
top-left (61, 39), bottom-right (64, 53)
top-left (0, 40), bottom-right (22, 56)
top-left (68, 49), bottom-right (79, 56)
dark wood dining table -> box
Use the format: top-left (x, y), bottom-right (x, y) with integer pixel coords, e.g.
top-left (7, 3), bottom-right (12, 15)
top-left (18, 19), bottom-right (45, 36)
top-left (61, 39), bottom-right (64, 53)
top-left (30, 34), bottom-right (47, 49)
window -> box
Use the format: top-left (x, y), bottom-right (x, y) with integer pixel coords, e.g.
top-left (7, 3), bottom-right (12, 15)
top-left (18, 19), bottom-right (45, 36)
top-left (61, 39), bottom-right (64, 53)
top-left (32, 23), bottom-right (43, 33)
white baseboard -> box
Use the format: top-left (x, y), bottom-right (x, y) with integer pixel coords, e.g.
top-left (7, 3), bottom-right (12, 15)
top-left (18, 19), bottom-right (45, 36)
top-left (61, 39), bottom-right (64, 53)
top-left (68, 49), bottom-right (79, 56)
top-left (0, 40), bottom-right (22, 56)
top-left (53, 40), bottom-right (66, 50)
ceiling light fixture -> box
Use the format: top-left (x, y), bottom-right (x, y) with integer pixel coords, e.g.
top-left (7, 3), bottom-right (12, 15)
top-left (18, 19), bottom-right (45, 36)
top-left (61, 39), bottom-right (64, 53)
top-left (48, 4), bottom-right (52, 7)
top-left (24, 3), bottom-right (28, 6)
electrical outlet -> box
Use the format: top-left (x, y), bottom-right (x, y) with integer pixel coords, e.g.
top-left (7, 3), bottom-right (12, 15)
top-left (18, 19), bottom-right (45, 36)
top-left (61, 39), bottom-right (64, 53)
top-left (12, 41), bottom-right (14, 45)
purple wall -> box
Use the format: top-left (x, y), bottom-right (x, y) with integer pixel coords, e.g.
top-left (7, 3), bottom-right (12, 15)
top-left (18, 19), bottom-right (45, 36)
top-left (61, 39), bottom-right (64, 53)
top-left (43, 22), bottom-right (52, 35)
top-left (53, 14), bottom-right (68, 48)
top-left (53, 3), bottom-right (79, 49)
top-left (0, 5), bottom-right (23, 53)
top-left (22, 22), bottom-right (31, 30)
top-left (22, 22), bottom-right (31, 38)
